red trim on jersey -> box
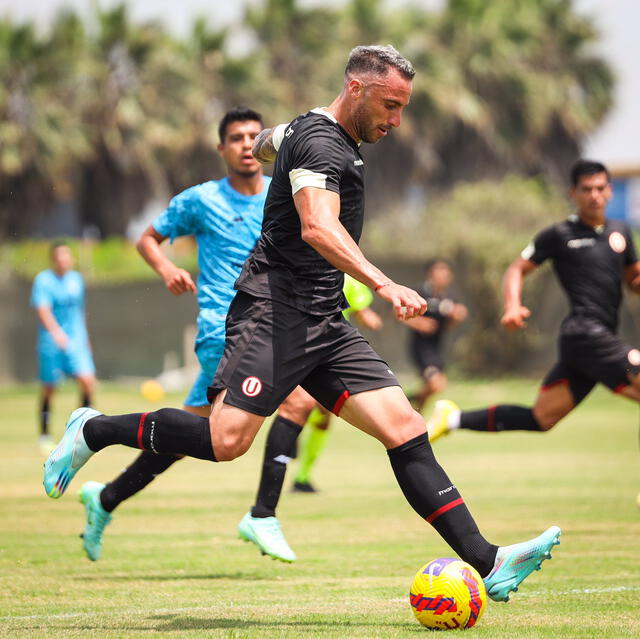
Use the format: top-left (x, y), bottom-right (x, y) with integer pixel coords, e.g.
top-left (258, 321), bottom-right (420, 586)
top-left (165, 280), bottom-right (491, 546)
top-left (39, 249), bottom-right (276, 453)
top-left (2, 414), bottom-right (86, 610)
top-left (137, 412), bottom-right (149, 450)
top-left (426, 497), bottom-right (465, 524)
top-left (332, 390), bottom-right (350, 415)
top-left (540, 378), bottom-right (569, 392)
top-left (487, 405), bottom-right (496, 432)
top-left (613, 384), bottom-right (628, 394)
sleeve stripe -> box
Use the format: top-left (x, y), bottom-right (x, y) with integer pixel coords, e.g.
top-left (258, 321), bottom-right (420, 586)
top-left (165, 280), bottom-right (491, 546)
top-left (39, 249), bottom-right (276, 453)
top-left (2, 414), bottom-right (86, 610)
top-left (272, 123), bottom-right (288, 152)
top-left (289, 168), bottom-right (328, 194)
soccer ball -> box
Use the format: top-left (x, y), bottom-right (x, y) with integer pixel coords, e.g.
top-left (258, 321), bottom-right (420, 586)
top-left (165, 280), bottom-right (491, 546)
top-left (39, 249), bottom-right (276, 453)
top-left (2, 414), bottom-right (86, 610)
top-left (409, 558), bottom-right (487, 630)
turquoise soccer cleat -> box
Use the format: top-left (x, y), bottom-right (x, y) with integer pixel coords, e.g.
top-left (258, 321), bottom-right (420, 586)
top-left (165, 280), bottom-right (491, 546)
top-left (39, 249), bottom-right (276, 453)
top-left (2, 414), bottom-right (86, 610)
top-left (78, 481), bottom-right (112, 561)
top-left (484, 525), bottom-right (561, 602)
top-left (238, 512), bottom-right (297, 563)
top-left (43, 407), bottom-right (101, 499)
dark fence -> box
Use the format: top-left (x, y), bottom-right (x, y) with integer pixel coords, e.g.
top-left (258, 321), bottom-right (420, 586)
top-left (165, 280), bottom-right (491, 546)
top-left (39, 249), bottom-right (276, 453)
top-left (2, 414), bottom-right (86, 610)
top-left (3, 259), bottom-right (640, 385)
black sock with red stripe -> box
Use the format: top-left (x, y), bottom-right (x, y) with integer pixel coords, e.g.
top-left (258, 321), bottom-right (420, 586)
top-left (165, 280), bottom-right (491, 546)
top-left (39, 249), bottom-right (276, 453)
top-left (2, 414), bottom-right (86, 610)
top-left (387, 433), bottom-right (497, 577)
top-left (460, 405), bottom-right (541, 431)
top-left (251, 415), bottom-right (302, 518)
top-left (83, 409), bottom-right (216, 461)
top-left (100, 451), bottom-right (181, 512)
top-left (40, 395), bottom-right (51, 436)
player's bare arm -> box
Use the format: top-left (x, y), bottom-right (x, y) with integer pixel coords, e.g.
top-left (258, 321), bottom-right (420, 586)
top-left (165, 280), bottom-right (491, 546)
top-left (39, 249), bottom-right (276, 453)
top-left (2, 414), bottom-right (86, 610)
top-left (294, 186), bottom-right (426, 320)
top-left (402, 315), bottom-right (439, 334)
top-left (501, 257), bottom-right (537, 331)
top-left (624, 261), bottom-right (640, 293)
top-left (136, 225), bottom-right (196, 296)
top-left (35, 305), bottom-right (69, 349)
top-left (251, 123), bottom-right (289, 165)
top-left (352, 307), bottom-right (383, 331)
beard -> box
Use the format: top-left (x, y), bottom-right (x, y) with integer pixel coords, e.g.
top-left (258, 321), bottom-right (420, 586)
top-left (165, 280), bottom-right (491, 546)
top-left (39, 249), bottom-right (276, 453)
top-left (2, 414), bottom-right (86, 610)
top-left (352, 103), bottom-right (385, 144)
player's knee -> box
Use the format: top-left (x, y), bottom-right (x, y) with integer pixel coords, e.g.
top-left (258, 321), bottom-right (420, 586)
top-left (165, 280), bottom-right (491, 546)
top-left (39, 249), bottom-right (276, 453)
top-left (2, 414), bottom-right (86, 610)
top-left (531, 410), bottom-right (557, 431)
top-left (430, 374), bottom-right (447, 394)
top-left (278, 395), bottom-right (315, 425)
top-left (214, 433), bottom-right (252, 461)
top-left (384, 408), bottom-right (426, 448)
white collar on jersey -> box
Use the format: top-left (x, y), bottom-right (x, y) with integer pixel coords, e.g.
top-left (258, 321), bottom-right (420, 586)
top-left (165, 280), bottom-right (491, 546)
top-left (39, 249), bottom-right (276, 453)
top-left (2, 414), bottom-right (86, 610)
top-left (311, 107), bottom-right (338, 123)
top-left (568, 214), bottom-right (605, 234)
top-left (310, 107), bottom-right (362, 146)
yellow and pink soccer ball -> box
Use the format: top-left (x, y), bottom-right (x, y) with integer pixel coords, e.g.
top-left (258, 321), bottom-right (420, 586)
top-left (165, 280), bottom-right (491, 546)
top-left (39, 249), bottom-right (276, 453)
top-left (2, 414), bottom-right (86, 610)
top-left (409, 558), bottom-right (487, 630)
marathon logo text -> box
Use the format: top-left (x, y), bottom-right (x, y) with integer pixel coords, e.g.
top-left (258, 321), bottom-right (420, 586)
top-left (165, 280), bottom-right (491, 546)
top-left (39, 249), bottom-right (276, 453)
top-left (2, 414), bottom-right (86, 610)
top-left (567, 238), bottom-right (596, 249)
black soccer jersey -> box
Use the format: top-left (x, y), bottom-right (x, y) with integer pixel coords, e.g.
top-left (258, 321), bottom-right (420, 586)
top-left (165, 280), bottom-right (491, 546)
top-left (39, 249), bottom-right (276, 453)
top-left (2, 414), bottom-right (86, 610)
top-left (523, 216), bottom-right (638, 331)
top-left (235, 108), bottom-right (365, 316)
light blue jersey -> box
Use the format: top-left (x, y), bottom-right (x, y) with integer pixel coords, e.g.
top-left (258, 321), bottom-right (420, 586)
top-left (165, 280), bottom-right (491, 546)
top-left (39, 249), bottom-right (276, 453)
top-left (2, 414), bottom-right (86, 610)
top-left (153, 176), bottom-right (270, 405)
top-left (31, 269), bottom-right (95, 383)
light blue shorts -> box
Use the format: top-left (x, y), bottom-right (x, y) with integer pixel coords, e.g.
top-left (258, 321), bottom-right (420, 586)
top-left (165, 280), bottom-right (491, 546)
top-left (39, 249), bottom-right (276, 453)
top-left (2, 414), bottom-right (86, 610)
top-left (38, 344), bottom-right (95, 385)
top-left (183, 337), bottom-right (225, 407)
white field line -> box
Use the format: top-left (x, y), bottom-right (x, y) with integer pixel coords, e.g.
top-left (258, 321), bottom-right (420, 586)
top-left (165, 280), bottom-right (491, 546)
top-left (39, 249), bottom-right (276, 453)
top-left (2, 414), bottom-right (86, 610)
top-left (3, 585), bottom-right (640, 623)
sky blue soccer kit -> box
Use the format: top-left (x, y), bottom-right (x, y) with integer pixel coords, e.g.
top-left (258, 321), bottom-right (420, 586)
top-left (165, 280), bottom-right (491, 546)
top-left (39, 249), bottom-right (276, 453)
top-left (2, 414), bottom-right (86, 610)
top-left (152, 176), bottom-right (270, 406)
top-left (31, 269), bottom-right (95, 384)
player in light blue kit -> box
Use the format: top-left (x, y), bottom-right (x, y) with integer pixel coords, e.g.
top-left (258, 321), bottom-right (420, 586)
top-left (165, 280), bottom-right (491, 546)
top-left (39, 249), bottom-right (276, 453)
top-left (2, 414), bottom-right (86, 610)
top-left (31, 241), bottom-right (96, 454)
top-left (77, 107), bottom-right (270, 560)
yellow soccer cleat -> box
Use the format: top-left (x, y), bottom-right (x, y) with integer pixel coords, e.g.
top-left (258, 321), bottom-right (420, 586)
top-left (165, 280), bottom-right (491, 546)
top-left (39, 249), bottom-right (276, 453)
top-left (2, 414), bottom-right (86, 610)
top-left (426, 399), bottom-right (459, 443)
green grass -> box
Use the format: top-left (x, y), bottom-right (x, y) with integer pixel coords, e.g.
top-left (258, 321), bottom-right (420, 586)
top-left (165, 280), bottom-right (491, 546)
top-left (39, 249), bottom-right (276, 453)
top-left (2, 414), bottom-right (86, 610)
top-left (1, 379), bottom-right (639, 638)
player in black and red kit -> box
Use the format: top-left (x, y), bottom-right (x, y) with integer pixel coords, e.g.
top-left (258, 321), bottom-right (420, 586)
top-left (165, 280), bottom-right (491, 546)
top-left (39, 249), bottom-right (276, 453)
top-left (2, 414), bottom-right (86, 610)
top-left (406, 259), bottom-right (467, 413)
top-left (427, 160), bottom-right (640, 442)
top-left (44, 45), bottom-right (560, 603)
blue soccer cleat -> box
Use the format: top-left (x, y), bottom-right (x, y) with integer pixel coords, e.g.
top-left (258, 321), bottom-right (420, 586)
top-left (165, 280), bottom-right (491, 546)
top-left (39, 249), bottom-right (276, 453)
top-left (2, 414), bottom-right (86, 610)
top-left (484, 525), bottom-right (561, 602)
top-left (238, 512), bottom-right (297, 563)
top-left (43, 407), bottom-right (101, 499)
top-left (78, 481), bottom-right (112, 561)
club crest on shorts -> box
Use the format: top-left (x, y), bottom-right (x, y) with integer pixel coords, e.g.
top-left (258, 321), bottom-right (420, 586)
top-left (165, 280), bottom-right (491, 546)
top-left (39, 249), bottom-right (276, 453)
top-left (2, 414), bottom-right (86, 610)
top-left (609, 231), bottom-right (626, 253)
top-left (241, 376), bottom-right (263, 397)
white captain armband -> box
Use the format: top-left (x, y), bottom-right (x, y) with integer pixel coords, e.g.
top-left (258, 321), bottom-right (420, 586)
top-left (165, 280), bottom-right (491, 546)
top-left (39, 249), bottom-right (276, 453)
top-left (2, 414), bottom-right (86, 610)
top-left (272, 123), bottom-right (289, 152)
top-left (289, 168), bottom-right (328, 195)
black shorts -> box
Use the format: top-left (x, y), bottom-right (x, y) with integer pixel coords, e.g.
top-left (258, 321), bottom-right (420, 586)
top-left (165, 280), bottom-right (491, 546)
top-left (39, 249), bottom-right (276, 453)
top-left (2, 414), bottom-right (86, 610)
top-left (208, 292), bottom-right (400, 416)
top-left (541, 322), bottom-right (640, 404)
top-left (409, 340), bottom-right (444, 378)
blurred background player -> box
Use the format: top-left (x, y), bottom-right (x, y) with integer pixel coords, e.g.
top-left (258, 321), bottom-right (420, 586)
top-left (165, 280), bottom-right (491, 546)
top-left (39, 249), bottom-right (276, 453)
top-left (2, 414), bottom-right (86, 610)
top-left (237, 275), bottom-right (382, 562)
top-left (405, 259), bottom-right (467, 414)
top-left (76, 106), bottom-right (269, 560)
top-left (31, 241), bottom-right (96, 454)
top-left (427, 160), bottom-right (640, 448)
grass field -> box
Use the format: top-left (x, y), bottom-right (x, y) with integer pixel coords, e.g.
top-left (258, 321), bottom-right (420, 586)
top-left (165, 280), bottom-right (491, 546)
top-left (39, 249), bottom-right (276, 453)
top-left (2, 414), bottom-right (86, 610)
top-left (1, 379), bottom-right (639, 638)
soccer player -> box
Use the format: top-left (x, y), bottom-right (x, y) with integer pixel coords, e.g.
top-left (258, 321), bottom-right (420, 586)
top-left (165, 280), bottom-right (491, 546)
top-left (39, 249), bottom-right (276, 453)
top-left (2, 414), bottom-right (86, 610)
top-left (45, 45), bottom-right (560, 603)
top-left (405, 259), bottom-right (467, 413)
top-left (426, 160), bottom-right (640, 443)
top-left (237, 275), bottom-right (383, 562)
top-left (31, 241), bottom-right (96, 454)
top-left (75, 106), bottom-right (270, 560)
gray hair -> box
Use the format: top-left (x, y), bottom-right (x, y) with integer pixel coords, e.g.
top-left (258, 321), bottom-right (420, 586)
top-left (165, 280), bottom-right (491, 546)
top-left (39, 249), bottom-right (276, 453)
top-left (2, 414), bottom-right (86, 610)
top-left (345, 45), bottom-right (415, 80)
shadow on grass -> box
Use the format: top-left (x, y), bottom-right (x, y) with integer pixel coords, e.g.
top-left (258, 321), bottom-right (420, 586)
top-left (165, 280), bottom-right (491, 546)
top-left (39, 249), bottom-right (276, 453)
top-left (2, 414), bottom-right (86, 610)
top-left (76, 571), bottom-right (270, 582)
top-left (152, 616), bottom-right (420, 632)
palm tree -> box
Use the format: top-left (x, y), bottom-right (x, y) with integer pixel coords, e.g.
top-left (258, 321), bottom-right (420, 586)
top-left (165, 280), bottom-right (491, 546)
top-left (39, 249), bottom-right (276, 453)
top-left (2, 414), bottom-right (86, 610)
top-left (0, 12), bottom-right (91, 238)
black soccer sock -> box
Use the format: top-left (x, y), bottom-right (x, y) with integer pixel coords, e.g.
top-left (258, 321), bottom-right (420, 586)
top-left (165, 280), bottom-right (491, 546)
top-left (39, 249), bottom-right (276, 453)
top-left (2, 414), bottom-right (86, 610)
top-left (83, 408), bottom-right (216, 461)
top-left (387, 433), bottom-right (497, 577)
top-left (251, 416), bottom-right (303, 518)
top-left (40, 395), bottom-right (51, 436)
top-left (81, 392), bottom-right (91, 408)
top-left (460, 405), bottom-right (542, 432)
top-left (100, 450), bottom-right (180, 513)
